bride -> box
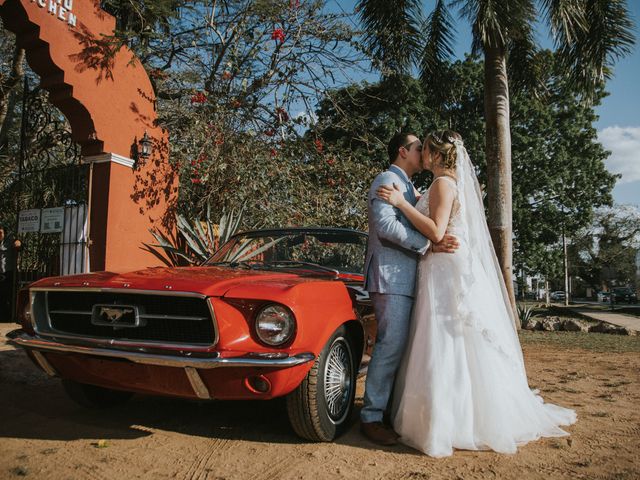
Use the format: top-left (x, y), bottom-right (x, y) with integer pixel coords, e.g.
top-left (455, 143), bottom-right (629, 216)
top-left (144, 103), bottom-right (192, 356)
top-left (376, 130), bottom-right (576, 457)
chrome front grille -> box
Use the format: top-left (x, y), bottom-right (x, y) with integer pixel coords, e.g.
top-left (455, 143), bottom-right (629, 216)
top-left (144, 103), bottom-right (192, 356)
top-left (34, 290), bottom-right (216, 345)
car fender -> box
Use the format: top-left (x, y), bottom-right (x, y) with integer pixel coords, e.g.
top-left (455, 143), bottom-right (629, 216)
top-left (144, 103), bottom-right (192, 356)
top-left (220, 279), bottom-right (363, 358)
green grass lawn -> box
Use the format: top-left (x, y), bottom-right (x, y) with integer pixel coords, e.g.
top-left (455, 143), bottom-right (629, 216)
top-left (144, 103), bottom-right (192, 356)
top-left (519, 330), bottom-right (640, 353)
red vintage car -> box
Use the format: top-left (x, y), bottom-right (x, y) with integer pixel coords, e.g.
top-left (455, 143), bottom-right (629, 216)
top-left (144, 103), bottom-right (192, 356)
top-left (8, 228), bottom-right (374, 441)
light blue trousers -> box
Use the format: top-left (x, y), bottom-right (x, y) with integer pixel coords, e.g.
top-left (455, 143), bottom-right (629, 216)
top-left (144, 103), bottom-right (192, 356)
top-left (360, 292), bottom-right (413, 423)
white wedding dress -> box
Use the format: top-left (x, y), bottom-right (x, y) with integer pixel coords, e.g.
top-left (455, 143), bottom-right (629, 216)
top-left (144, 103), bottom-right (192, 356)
top-left (391, 151), bottom-right (577, 457)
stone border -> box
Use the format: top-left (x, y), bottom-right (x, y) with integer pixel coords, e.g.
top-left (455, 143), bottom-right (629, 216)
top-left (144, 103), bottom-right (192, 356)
top-left (522, 316), bottom-right (637, 336)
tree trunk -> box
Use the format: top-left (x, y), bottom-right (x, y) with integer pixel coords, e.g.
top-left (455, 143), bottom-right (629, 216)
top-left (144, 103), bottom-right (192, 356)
top-left (483, 46), bottom-right (518, 328)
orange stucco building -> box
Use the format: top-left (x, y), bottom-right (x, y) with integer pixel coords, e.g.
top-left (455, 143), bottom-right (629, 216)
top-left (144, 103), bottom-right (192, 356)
top-left (0, 0), bottom-right (176, 272)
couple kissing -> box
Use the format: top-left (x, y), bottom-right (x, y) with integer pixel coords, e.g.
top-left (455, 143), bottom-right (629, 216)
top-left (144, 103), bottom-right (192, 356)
top-left (360, 130), bottom-right (576, 457)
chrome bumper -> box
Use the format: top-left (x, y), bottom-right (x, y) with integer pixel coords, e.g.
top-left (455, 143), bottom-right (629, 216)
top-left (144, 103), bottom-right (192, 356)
top-left (8, 330), bottom-right (316, 400)
top-left (7, 330), bottom-right (315, 369)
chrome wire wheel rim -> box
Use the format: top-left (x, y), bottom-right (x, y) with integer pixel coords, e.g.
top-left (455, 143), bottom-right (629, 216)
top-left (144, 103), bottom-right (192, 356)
top-left (323, 337), bottom-right (353, 424)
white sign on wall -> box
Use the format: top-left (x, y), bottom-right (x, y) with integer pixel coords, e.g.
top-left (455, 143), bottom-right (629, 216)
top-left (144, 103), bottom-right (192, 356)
top-left (41, 207), bottom-right (65, 233)
top-left (18, 209), bottom-right (41, 233)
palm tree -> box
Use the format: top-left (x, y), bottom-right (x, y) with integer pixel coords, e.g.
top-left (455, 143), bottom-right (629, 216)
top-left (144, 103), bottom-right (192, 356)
top-left (357, 0), bottom-right (424, 76)
top-left (356, 0), bottom-right (635, 325)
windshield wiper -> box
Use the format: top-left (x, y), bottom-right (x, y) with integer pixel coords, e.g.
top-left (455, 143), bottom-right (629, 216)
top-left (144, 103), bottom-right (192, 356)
top-left (265, 261), bottom-right (340, 277)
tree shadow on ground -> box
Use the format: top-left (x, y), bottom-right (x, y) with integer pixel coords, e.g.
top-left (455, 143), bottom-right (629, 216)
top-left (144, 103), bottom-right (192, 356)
top-left (1, 345), bottom-right (410, 452)
top-left (0, 349), bottom-right (314, 445)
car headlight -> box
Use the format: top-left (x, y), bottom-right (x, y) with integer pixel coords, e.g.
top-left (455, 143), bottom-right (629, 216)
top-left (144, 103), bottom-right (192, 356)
top-left (255, 304), bottom-right (295, 346)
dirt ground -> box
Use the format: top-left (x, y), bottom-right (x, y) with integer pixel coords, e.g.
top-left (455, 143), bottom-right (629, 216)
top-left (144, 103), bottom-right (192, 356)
top-left (1, 326), bottom-right (639, 480)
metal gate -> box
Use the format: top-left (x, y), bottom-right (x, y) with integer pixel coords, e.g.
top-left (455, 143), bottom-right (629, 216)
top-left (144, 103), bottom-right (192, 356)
top-left (10, 78), bottom-right (88, 318)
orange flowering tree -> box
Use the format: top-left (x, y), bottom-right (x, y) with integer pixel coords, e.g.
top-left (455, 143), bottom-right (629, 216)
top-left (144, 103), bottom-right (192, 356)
top-left (122, 0), bottom-right (372, 230)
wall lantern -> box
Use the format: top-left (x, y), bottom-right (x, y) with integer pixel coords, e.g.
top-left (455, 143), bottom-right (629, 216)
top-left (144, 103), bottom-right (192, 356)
top-left (138, 131), bottom-right (153, 160)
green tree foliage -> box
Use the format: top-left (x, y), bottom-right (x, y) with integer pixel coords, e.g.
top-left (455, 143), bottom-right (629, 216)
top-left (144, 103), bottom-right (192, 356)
top-left (0, 1), bottom-right (369, 232)
top-left (315, 75), bottom-right (440, 167)
top-left (0, 1), bottom-right (627, 263)
top-left (511, 52), bottom-right (617, 280)
top-left (0, 20), bottom-right (23, 184)
top-left (355, 0), bottom-right (423, 75)
top-left (134, 1), bottom-right (369, 228)
top-left (569, 206), bottom-right (640, 290)
top-left (314, 54), bottom-right (617, 278)
top-left (100, 0), bottom-right (181, 47)
top-left (357, 0), bottom-right (635, 314)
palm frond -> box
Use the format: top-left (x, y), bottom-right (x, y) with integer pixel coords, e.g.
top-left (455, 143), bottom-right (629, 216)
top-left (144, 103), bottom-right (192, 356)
top-left (454, 0), bottom-right (536, 53)
top-left (507, 19), bottom-right (544, 95)
top-left (555, 0), bottom-right (635, 101)
top-left (454, 0), bottom-right (502, 53)
top-left (419, 0), bottom-right (456, 84)
top-left (356, 0), bottom-right (424, 75)
top-left (540, 0), bottom-right (587, 45)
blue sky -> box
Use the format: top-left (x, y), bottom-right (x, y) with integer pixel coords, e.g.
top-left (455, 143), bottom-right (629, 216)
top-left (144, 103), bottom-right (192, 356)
top-left (329, 0), bottom-right (639, 207)
top-left (591, 0), bottom-right (640, 209)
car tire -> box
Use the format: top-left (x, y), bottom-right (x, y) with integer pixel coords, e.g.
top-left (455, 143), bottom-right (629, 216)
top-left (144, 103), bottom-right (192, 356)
top-left (62, 379), bottom-right (134, 409)
top-left (286, 325), bottom-right (357, 442)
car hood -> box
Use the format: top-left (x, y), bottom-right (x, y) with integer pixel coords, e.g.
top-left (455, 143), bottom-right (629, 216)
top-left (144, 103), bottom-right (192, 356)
top-left (29, 266), bottom-right (324, 297)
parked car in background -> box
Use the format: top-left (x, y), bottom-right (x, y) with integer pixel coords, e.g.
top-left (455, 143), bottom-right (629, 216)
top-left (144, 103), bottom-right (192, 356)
top-left (7, 227), bottom-right (375, 442)
top-left (550, 291), bottom-right (566, 301)
top-left (611, 287), bottom-right (638, 304)
top-left (597, 291), bottom-right (611, 303)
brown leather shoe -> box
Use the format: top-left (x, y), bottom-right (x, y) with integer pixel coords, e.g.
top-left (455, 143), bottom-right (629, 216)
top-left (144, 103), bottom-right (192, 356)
top-left (360, 421), bottom-right (399, 446)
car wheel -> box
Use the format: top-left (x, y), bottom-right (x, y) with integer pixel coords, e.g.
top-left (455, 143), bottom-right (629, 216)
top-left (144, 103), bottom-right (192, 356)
top-left (62, 379), bottom-right (134, 409)
top-left (286, 325), bottom-right (356, 442)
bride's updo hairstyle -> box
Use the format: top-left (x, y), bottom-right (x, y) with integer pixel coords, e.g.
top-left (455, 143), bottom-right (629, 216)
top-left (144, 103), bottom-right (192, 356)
top-left (426, 130), bottom-right (463, 170)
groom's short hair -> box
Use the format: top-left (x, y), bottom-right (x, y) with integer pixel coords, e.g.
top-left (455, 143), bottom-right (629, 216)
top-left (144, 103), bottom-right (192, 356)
top-left (387, 132), bottom-right (415, 164)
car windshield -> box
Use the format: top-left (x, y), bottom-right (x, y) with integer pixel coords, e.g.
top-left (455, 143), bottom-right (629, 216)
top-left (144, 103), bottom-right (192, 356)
top-left (205, 230), bottom-right (368, 275)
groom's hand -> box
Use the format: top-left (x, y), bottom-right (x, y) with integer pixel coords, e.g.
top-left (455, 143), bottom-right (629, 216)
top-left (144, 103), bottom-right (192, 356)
top-left (432, 234), bottom-right (459, 254)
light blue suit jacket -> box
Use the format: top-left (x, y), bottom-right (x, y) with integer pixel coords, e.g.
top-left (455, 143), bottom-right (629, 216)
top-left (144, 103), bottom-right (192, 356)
top-left (363, 165), bottom-right (430, 297)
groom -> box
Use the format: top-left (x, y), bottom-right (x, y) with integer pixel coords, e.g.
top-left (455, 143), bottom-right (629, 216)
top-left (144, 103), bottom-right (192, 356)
top-left (360, 132), bottom-right (458, 446)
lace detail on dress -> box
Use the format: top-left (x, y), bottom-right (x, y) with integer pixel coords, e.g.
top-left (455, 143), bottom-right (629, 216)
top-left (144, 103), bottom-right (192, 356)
top-left (417, 176), bottom-right (524, 370)
top-left (416, 176), bottom-right (462, 235)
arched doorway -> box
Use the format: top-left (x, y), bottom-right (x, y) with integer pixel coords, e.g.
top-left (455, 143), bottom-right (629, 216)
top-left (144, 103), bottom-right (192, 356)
top-left (12, 77), bottom-right (89, 283)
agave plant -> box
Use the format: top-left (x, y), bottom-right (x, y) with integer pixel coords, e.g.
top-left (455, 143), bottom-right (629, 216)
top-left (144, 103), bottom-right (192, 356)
top-left (143, 203), bottom-right (246, 267)
top-left (516, 303), bottom-right (535, 328)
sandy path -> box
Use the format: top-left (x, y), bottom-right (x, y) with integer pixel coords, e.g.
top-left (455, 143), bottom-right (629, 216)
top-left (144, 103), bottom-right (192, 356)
top-left (0, 329), bottom-right (638, 480)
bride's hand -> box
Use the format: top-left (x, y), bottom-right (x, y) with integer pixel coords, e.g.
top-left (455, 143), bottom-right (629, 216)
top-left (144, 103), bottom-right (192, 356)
top-left (432, 234), bottom-right (460, 253)
top-left (377, 184), bottom-right (405, 207)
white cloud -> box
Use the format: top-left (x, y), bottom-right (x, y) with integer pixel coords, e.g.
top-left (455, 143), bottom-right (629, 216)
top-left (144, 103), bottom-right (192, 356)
top-left (597, 126), bottom-right (640, 184)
